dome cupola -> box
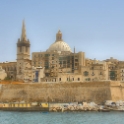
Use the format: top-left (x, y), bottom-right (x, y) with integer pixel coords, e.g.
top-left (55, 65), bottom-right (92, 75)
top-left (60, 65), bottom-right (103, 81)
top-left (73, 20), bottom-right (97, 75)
top-left (47, 30), bottom-right (72, 52)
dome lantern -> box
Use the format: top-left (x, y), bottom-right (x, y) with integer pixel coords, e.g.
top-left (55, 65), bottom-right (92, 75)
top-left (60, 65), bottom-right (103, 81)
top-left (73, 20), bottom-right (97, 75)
top-left (56, 30), bottom-right (62, 42)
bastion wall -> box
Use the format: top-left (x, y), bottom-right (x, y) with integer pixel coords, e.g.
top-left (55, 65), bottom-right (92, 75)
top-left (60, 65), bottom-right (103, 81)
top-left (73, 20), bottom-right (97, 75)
top-left (0, 81), bottom-right (124, 104)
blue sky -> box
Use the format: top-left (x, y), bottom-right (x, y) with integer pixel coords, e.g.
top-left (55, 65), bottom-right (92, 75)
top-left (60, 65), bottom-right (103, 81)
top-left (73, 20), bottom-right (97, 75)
top-left (0, 0), bottom-right (124, 62)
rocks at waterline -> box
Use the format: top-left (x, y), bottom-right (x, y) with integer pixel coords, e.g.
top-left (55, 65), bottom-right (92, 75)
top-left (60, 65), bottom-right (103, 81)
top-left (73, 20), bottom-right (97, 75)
top-left (49, 101), bottom-right (124, 112)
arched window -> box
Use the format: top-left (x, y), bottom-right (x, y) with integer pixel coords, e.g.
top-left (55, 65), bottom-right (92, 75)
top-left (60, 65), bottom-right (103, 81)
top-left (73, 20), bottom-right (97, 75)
top-left (78, 78), bottom-right (80, 81)
top-left (59, 78), bottom-right (61, 81)
top-left (67, 78), bottom-right (68, 81)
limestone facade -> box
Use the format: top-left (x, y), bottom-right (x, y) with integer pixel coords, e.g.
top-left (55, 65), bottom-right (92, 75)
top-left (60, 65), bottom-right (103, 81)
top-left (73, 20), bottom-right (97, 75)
top-left (0, 21), bottom-right (124, 82)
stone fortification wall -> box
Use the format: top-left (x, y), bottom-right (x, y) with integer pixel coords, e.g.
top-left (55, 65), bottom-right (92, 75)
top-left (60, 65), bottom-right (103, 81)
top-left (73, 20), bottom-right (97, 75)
top-left (0, 81), bottom-right (123, 104)
top-left (110, 82), bottom-right (124, 101)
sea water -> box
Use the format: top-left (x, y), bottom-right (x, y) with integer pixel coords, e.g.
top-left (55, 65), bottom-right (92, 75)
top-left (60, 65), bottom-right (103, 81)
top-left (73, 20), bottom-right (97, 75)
top-left (0, 111), bottom-right (124, 124)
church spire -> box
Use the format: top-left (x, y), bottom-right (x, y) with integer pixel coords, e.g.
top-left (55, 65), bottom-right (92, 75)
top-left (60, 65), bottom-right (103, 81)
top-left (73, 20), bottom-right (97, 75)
top-left (21, 20), bottom-right (26, 41)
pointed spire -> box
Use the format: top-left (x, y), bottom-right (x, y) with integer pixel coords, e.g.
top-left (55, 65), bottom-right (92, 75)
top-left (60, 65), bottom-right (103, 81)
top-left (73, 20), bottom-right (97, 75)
top-left (21, 20), bottom-right (26, 41)
top-left (56, 30), bottom-right (62, 42)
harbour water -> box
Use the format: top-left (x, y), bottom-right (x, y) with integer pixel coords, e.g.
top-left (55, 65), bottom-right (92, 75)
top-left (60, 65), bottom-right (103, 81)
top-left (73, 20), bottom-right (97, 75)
top-left (0, 111), bottom-right (124, 124)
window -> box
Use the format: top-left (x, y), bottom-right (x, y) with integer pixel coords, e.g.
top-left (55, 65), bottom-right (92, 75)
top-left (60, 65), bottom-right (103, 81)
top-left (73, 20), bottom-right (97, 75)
top-left (75, 63), bottom-right (78, 66)
top-left (45, 54), bottom-right (50, 57)
top-left (59, 78), bottom-right (61, 81)
top-left (59, 61), bottom-right (62, 64)
top-left (84, 71), bottom-right (89, 76)
top-left (85, 78), bottom-right (90, 81)
top-left (110, 71), bottom-right (116, 80)
top-left (63, 61), bottom-right (66, 64)
top-left (78, 78), bottom-right (80, 81)
top-left (75, 59), bottom-right (78, 62)
top-left (91, 67), bottom-right (94, 70)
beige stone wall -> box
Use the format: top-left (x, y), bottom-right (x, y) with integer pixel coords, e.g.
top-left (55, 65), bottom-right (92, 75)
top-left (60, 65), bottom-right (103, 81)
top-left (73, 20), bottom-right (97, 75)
top-left (110, 82), bottom-right (124, 101)
top-left (0, 81), bottom-right (124, 104)
top-left (0, 81), bottom-right (120, 104)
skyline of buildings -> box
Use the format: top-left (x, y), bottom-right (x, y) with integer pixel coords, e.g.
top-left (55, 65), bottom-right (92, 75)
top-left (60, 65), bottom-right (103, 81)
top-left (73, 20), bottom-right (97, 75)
top-left (0, 1), bottom-right (124, 61)
top-left (0, 21), bottom-right (124, 82)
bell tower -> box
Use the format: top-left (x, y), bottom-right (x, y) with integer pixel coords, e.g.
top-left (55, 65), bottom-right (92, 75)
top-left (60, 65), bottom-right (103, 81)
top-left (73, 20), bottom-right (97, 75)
top-left (17, 20), bottom-right (30, 60)
top-left (16, 21), bottom-right (31, 79)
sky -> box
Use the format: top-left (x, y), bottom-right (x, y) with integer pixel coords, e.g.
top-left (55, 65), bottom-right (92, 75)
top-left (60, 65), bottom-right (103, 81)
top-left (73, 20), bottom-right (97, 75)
top-left (0, 0), bottom-right (124, 62)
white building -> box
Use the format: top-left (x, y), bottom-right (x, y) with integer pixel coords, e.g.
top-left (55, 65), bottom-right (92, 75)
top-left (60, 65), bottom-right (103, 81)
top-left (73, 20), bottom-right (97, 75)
top-left (0, 66), bottom-right (7, 80)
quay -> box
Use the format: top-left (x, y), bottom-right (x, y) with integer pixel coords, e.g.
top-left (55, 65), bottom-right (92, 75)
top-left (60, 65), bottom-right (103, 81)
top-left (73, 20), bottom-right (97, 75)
top-left (0, 102), bottom-right (49, 111)
top-left (0, 107), bottom-right (49, 111)
top-left (0, 101), bottom-right (124, 112)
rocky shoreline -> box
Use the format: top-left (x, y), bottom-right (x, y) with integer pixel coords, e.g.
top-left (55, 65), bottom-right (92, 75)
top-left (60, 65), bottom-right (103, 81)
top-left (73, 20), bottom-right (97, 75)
top-left (49, 101), bottom-right (124, 112)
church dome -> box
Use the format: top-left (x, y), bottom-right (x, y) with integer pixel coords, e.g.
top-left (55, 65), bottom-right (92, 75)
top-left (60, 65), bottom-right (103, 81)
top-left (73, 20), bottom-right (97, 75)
top-left (47, 30), bottom-right (72, 52)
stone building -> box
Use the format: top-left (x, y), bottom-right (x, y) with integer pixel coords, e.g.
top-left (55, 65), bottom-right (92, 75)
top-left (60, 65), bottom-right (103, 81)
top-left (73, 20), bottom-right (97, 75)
top-left (0, 21), bottom-right (32, 81)
top-left (0, 62), bottom-right (16, 79)
top-left (0, 21), bottom-right (124, 82)
top-left (32, 30), bottom-right (108, 82)
top-left (0, 66), bottom-right (7, 80)
top-left (16, 21), bottom-right (32, 81)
